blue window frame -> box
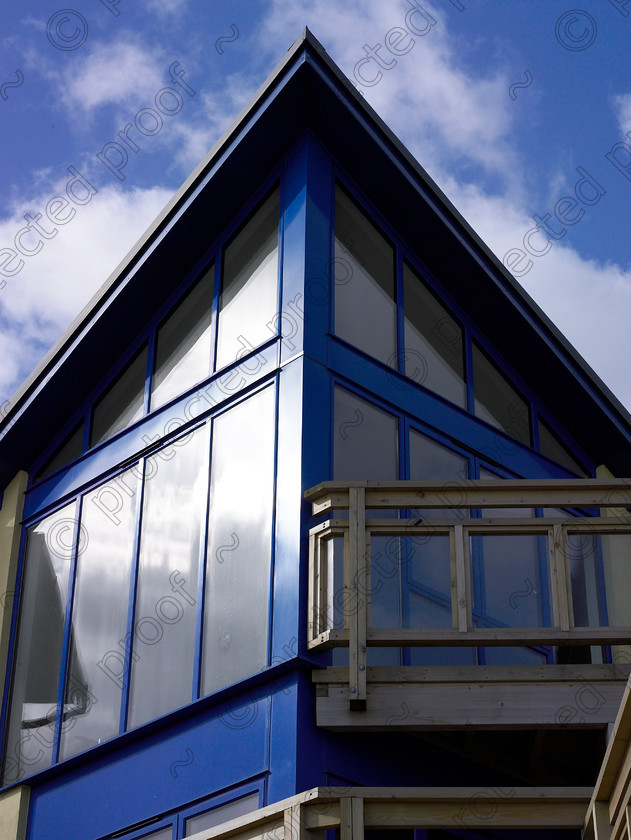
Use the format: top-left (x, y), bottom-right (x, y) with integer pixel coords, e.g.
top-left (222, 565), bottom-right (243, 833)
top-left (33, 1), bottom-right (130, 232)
top-left (330, 171), bottom-right (592, 478)
top-left (29, 182), bottom-right (283, 487)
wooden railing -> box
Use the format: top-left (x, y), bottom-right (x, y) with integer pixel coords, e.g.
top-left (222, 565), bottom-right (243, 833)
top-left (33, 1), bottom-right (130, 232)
top-left (305, 480), bottom-right (631, 709)
top-left (187, 786), bottom-right (592, 840)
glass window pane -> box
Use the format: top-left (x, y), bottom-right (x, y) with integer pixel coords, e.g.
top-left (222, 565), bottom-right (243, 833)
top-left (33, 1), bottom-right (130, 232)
top-left (471, 534), bottom-right (549, 628)
top-left (334, 186), bottom-right (396, 366)
top-left (127, 427), bottom-right (208, 729)
top-left (91, 347), bottom-right (148, 447)
top-left (334, 388), bottom-right (398, 663)
top-left (216, 190), bottom-right (279, 371)
top-left (409, 430), bottom-right (468, 518)
top-left (35, 423), bottom-right (84, 482)
top-left (202, 386), bottom-right (276, 695)
top-left (151, 267), bottom-right (213, 410)
top-left (334, 388), bottom-right (398, 480)
top-left (3, 504), bottom-right (77, 783)
top-left (403, 264), bottom-right (466, 406)
top-left (59, 469), bottom-right (140, 760)
top-left (472, 343), bottom-right (530, 445)
top-left (538, 419), bottom-right (587, 476)
top-left (185, 792), bottom-right (259, 837)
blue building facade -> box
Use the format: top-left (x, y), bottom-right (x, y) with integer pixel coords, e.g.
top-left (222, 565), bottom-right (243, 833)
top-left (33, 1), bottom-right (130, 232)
top-left (1, 30), bottom-right (631, 840)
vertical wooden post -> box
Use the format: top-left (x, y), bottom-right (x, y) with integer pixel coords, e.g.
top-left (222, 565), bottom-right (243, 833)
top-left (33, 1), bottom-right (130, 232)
top-left (553, 523), bottom-right (571, 631)
top-left (284, 804), bottom-right (303, 840)
top-left (348, 487), bottom-right (367, 710)
top-left (340, 797), bottom-right (364, 840)
top-left (454, 525), bottom-right (468, 632)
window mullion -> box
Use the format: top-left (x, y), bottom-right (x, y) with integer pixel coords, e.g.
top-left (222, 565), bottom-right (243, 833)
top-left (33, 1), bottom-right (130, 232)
top-left (52, 496), bottom-right (83, 764)
top-left (119, 463), bottom-right (147, 734)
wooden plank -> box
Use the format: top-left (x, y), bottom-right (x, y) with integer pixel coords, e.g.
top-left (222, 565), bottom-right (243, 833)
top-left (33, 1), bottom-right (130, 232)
top-left (316, 681), bottom-right (626, 729)
top-left (453, 525), bottom-right (468, 632)
top-left (312, 664), bottom-right (631, 684)
top-left (339, 798), bottom-right (363, 840)
top-left (551, 523), bottom-right (571, 631)
top-left (348, 487), bottom-right (366, 708)
top-left (362, 628), bottom-right (631, 646)
top-left (361, 800), bottom-right (586, 829)
top-left (305, 479), bottom-right (631, 512)
top-left (283, 805), bottom-right (302, 840)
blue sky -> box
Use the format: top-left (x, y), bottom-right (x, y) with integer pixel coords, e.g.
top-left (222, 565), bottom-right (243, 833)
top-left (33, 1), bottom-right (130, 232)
top-left (1, 0), bottom-right (631, 415)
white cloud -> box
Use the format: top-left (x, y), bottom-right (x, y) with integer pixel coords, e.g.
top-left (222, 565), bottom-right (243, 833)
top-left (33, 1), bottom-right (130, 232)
top-left (443, 179), bottom-right (631, 410)
top-left (614, 93), bottom-right (631, 136)
top-left (0, 181), bottom-right (173, 402)
top-left (143, 0), bottom-right (188, 15)
top-left (257, 0), bottom-right (515, 182)
top-left (53, 38), bottom-right (166, 114)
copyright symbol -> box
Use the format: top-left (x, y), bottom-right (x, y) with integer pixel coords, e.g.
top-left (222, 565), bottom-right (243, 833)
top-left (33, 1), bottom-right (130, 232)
top-left (219, 695), bottom-right (259, 729)
top-left (386, 349), bottom-right (428, 389)
top-left (47, 9), bottom-right (89, 51)
top-left (45, 519), bottom-right (89, 559)
top-left (555, 10), bottom-right (597, 52)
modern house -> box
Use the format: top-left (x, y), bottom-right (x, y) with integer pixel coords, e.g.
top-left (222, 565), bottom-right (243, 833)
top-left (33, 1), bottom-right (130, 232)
top-left (1, 29), bottom-right (631, 840)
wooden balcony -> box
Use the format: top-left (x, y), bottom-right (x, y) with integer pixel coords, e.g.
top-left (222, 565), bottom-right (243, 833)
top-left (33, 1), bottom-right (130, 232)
top-left (187, 786), bottom-right (593, 840)
top-left (305, 479), bottom-right (631, 729)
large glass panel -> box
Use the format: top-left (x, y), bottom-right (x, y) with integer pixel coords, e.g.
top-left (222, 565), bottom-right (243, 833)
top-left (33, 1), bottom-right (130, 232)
top-left (127, 427), bottom-right (208, 728)
top-left (215, 190), bottom-right (279, 371)
top-left (59, 469), bottom-right (140, 760)
top-left (3, 504), bottom-right (77, 782)
top-left (334, 186), bottom-right (396, 366)
top-left (35, 423), bottom-right (84, 482)
top-left (538, 418), bottom-right (588, 477)
top-left (151, 267), bottom-right (214, 410)
top-left (471, 534), bottom-right (548, 628)
top-left (472, 343), bottom-right (530, 445)
top-left (202, 386), bottom-right (276, 694)
top-left (569, 533), bottom-right (631, 626)
top-left (409, 430), bottom-right (468, 519)
top-left (334, 387), bottom-right (398, 663)
top-left (91, 347), bottom-right (148, 446)
top-left (403, 264), bottom-right (466, 406)
top-left (184, 792), bottom-right (259, 837)
top-left (407, 431), bottom-right (474, 664)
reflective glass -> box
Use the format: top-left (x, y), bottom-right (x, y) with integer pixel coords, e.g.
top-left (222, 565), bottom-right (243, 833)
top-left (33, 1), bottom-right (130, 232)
top-left (202, 386), bottom-right (276, 694)
top-left (91, 347), bottom-right (148, 446)
top-left (59, 469), bottom-right (140, 760)
top-left (216, 190), bottom-right (279, 371)
top-left (569, 533), bottom-right (631, 628)
top-left (35, 423), bottom-right (84, 482)
top-left (151, 267), bottom-right (214, 410)
top-left (403, 264), bottom-right (466, 406)
top-left (409, 430), bottom-right (468, 519)
top-left (184, 793), bottom-right (259, 837)
top-left (333, 387), bottom-right (399, 663)
top-left (334, 186), bottom-right (396, 366)
top-left (471, 534), bottom-right (548, 628)
top-left (472, 343), bottom-right (530, 445)
top-left (538, 418), bottom-right (587, 477)
top-left (3, 504), bottom-right (77, 782)
top-left (127, 427), bottom-right (208, 728)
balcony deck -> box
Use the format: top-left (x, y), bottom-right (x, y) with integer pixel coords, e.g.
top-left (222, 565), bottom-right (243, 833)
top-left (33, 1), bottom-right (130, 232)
top-left (306, 479), bottom-right (631, 727)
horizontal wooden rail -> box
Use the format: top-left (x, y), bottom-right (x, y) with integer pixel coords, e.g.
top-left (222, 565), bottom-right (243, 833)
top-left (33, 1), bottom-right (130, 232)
top-left (306, 478), bottom-right (631, 514)
top-left (191, 786), bottom-right (592, 840)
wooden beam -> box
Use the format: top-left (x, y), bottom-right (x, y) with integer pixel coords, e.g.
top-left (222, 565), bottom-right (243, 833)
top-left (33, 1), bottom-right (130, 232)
top-left (316, 681), bottom-right (626, 729)
top-left (348, 487), bottom-right (366, 709)
top-left (312, 664), bottom-right (631, 684)
top-left (309, 627), bottom-right (631, 647)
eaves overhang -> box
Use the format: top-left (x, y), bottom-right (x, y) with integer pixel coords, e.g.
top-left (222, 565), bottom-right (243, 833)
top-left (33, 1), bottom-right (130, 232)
top-left (1, 28), bottom-right (630, 489)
